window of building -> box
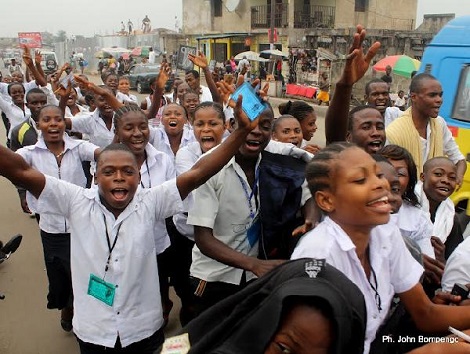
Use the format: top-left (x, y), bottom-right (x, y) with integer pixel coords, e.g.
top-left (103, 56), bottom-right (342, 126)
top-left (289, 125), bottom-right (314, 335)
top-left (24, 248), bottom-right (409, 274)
top-left (213, 0), bottom-right (222, 17)
top-left (355, 0), bottom-right (367, 12)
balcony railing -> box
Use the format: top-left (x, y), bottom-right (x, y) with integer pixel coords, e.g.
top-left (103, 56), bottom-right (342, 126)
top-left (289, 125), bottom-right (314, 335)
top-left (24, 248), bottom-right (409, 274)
top-left (251, 4), bottom-right (289, 29)
top-left (294, 5), bottom-right (335, 29)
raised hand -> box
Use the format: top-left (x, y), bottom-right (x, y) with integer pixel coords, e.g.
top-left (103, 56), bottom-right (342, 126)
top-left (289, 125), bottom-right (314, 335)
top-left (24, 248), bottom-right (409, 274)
top-left (55, 79), bottom-right (72, 98)
top-left (34, 50), bottom-right (42, 65)
top-left (339, 24), bottom-right (381, 86)
top-left (22, 46), bottom-right (32, 67)
top-left (216, 80), bottom-right (236, 106)
top-left (156, 62), bottom-right (171, 90)
top-left (187, 51), bottom-right (208, 69)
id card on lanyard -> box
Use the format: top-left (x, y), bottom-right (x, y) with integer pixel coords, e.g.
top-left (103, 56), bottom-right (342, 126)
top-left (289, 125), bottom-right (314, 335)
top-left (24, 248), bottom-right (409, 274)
top-left (236, 167), bottom-right (260, 247)
top-left (87, 215), bottom-right (122, 307)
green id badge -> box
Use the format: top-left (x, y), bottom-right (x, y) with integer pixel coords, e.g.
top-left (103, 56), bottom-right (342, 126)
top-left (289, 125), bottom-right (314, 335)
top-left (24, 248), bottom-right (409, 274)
top-left (87, 274), bottom-right (116, 306)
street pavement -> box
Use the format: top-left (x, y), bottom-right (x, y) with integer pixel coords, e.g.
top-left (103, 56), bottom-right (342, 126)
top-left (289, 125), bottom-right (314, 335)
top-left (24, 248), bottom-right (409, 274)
top-left (0, 72), bottom-right (327, 354)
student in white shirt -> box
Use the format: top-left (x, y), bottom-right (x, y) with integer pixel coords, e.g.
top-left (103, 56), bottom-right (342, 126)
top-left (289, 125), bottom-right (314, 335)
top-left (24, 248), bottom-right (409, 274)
top-left (185, 69), bottom-right (213, 103)
top-left (116, 76), bottom-right (138, 104)
top-left (113, 104), bottom-right (176, 327)
top-left (291, 142), bottom-right (470, 354)
top-left (64, 84), bottom-right (116, 148)
top-left (0, 97), bottom-right (260, 353)
top-left (172, 101), bottom-right (227, 325)
top-left (149, 103), bottom-right (195, 161)
top-left (16, 105), bottom-right (100, 333)
top-left (0, 83), bottom-right (31, 142)
top-left (0, 47), bottom-right (47, 97)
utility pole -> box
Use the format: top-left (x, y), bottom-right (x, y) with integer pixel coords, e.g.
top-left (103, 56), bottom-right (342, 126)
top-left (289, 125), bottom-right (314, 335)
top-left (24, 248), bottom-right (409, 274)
top-left (270, 0), bottom-right (275, 50)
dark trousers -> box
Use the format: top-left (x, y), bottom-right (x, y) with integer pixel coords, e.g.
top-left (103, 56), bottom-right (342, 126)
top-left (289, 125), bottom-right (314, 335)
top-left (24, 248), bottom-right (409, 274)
top-left (189, 274), bottom-right (247, 320)
top-left (40, 230), bottom-right (73, 309)
top-left (77, 328), bottom-right (164, 354)
top-left (158, 218), bottom-right (195, 326)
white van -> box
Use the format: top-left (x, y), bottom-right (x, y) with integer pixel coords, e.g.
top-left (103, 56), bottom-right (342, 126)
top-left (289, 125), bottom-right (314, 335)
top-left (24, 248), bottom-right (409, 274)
top-left (40, 51), bottom-right (58, 74)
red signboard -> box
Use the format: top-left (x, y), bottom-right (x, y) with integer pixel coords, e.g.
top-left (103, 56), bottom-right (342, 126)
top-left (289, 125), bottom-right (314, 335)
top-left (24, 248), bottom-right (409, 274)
top-left (267, 28), bottom-right (278, 43)
top-left (18, 32), bottom-right (42, 48)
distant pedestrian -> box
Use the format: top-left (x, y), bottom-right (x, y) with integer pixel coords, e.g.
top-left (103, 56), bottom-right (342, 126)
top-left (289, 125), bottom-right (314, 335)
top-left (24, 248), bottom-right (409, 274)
top-left (127, 19), bottom-right (134, 35)
top-left (317, 72), bottom-right (330, 106)
top-left (381, 65), bottom-right (393, 85)
top-left (8, 58), bottom-right (23, 75)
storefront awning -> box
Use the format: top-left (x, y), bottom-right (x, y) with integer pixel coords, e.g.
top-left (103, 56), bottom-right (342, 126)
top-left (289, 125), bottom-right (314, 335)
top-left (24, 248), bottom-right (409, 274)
top-left (195, 33), bottom-right (250, 40)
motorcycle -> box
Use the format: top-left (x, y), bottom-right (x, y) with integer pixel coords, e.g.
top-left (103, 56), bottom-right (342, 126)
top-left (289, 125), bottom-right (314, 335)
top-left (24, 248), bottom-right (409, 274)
top-left (0, 234), bottom-right (23, 300)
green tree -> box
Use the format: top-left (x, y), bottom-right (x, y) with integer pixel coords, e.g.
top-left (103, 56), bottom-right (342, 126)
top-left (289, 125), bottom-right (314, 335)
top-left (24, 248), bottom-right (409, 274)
top-left (54, 30), bottom-right (67, 42)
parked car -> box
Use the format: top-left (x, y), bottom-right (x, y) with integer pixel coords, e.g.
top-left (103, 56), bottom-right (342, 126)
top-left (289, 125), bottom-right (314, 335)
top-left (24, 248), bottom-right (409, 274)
top-left (40, 51), bottom-right (58, 75)
top-left (128, 64), bottom-right (160, 93)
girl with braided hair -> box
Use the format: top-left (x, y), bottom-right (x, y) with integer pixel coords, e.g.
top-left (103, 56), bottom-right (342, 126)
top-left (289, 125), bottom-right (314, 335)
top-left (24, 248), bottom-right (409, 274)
top-left (278, 100), bottom-right (321, 154)
top-left (292, 142), bottom-right (470, 354)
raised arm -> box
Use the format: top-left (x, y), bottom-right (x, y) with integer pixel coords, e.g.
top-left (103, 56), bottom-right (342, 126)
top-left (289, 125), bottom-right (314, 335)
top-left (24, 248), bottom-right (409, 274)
top-left (146, 62), bottom-right (171, 119)
top-left (22, 46), bottom-right (47, 87)
top-left (0, 144), bottom-right (45, 198)
top-left (56, 80), bottom-right (73, 118)
top-left (74, 75), bottom-right (123, 111)
top-left (188, 51), bottom-right (221, 103)
top-left (325, 25), bottom-right (380, 144)
top-left (34, 50), bottom-right (46, 85)
top-left (176, 81), bottom-right (257, 200)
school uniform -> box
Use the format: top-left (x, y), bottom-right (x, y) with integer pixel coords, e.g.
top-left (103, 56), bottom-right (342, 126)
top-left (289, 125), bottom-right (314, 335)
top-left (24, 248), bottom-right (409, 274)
top-left (139, 143), bottom-right (175, 245)
top-left (415, 181), bottom-right (464, 259)
top-left (390, 201), bottom-right (435, 258)
top-left (199, 85), bottom-right (213, 103)
top-left (187, 140), bottom-right (312, 315)
top-left (442, 236), bottom-right (470, 292)
top-left (0, 80), bottom-right (38, 97)
top-left (0, 97), bottom-right (31, 139)
top-left (70, 110), bottom-right (115, 148)
top-left (149, 125), bottom-right (196, 162)
top-left (16, 135), bottom-right (98, 310)
top-left (35, 176), bottom-right (183, 349)
top-left (291, 217), bottom-right (423, 354)
top-left (116, 91), bottom-right (138, 104)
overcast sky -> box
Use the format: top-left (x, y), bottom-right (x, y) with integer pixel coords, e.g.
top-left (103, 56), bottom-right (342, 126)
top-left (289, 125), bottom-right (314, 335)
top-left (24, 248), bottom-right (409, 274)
top-left (0, 0), bottom-right (468, 38)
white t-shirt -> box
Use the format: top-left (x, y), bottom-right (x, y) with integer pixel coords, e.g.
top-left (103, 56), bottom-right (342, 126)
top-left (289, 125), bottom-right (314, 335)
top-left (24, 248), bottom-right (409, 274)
top-left (291, 217), bottom-right (423, 354)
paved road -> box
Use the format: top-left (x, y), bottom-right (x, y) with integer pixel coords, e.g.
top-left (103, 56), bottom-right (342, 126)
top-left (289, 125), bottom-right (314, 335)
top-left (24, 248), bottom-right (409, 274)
top-left (0, 74), bottom-right (327, 354)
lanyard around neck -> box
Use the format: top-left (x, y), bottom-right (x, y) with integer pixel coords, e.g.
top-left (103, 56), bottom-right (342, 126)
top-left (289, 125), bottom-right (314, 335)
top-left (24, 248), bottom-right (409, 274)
top-left (103, 215), bottom-right (122, 277)
top-left (235, 167), bottom-right (260, 220)
top-left (140, 154), bottom-right (151, 188)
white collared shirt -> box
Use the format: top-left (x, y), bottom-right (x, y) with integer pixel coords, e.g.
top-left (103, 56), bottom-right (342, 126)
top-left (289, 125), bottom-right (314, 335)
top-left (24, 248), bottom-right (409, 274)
top-left (71, 110), bottom-right (115, 148)
top-left (16, 135), bottom-right (98, 233)
top-left (149, 125), bottom-right (196, 163)
top-left (140, 143), bottom-right (176, 243)
top-left (0, 97), bottom-right (31, 139)
top-left (384, 106), bottom-right (403, 127)
top-left (390, 202), bottom-right (435, 258)
top-left (0, 80), bottom-right (38, 97)
top-left (442, 236), bottom-right (470, 292)
top-left (421, 116), bottom-right (464, 164)
top-left (291, 217), bottom-right (423, 354)
top-left (35, 176), bottom-right (183, 347)
top-left (173, 141), bottom-right (203, 239)
top-left (199, 85), bottom-right (213, 102)
top-left (188, 155), bottom-right (261, 285)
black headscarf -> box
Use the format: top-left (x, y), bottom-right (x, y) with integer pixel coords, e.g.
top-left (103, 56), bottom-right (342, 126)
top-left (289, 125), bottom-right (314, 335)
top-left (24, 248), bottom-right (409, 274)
top-left (182, 258), bottom-right (367, 354)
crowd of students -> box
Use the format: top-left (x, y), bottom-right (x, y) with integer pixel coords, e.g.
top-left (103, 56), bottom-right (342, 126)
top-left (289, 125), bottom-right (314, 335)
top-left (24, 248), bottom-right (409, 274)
top-left (2, 25), bottom-right (470, 353)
